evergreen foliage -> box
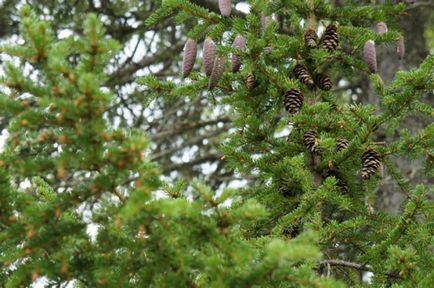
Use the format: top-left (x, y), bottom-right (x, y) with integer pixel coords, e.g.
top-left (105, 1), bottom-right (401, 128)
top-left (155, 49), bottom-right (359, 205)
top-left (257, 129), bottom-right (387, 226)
top-left (0, 1), bottom-right (432, 287)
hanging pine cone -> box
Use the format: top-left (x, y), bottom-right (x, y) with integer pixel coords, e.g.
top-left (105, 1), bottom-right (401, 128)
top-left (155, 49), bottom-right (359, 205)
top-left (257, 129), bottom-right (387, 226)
top-left (304, 29), bottom-right (318, 48)
top-left (363, 40), bottom-right (377, 73)
top-left (203, 37), bottom-right (216, 77)
top-left (218, 0), bottom-right (232, 17)
top-left (293, 64), bottom-right (314, 86)
top-left (361, 148), bottom-right (381, 179)
top-left (232, 34), bottom-right (246, 73)
top-left (283, 89), bottom-right (304, 114)
top-left (246, 74), bottom-right (256, 90)
top-left (208, 56), bottom-right (225, 90)
top-left (315, 73), bottom-right (333, 91)
top-left (261, 12), bottom-right (271, 33)
top-left (182, 38), bottom-right (197, 78)
top-left (321, 24), bottom-right (339, 53)
top-left (336, 138), bottom-right (349, 152)
top-left (303, 129), bottom-right (321, 155)
top-left (396, 36), bottom-right (405, 59)
top-left (375, 22), bottom-right (388, 35)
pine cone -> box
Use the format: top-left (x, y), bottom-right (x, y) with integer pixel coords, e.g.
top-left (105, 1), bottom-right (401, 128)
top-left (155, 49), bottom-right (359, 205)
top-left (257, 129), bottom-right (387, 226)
top-left (363, 40), bottom-right (377, 73)
top-left (261, 13), bottom-right (271, 32)
top-left (232, 34), bottom-right (246, 73)
top-left (336, 138), bottom-right (349, 152)
top-left (208, 56), bottom-right (225, 90)
top-left (293, 64), bottom-right (314, 86)
top-left (303, 129), bottom-right (321, 155)
top-left (396, 36), bottom-right (405, 59)
top-left (182, 38), bottom-right (197, 78)
top-left (304, 29), bottom-right (318, 48)
top-left (246, 73), bottom-right (256, 90)
top-left (361, 148), bottom-right (381, 179)
top-left (263, 46), bottom-right (273, 54)
top-left (203, 37), bottom-right (216, 77)
top-left (321, 24), bottom-right (339, 53)
top-left (218, 0), bottom-right (232, 17)
top-left (283, 89), bottom-right (304, 114)
top-left (315, 73), bottom-right (333, 91)
top-left (375, 22), bottom-right (388, 35)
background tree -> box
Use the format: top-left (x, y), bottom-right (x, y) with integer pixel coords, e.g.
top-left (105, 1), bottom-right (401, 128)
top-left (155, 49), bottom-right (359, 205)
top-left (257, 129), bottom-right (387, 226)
top-left (0, 0), bottom-right (433, 287)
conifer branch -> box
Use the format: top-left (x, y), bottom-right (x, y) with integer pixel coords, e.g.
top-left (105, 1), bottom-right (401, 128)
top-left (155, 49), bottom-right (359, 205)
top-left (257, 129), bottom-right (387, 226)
top-left (318, 260), bottom-right (402, 279)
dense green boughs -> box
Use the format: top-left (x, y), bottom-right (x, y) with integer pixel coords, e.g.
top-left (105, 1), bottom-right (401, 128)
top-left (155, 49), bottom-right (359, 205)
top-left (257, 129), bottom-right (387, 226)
top-left (0, 0), bottom-right (433, 287)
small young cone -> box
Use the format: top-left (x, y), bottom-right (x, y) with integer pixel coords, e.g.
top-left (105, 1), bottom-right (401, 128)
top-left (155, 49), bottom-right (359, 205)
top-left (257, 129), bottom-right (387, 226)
top-left (396, 36), bottom-right (405, 59)
top-left (218, 0), bottom-right (232, 17)
top-left (363, 40), bottom-right (377, 73)
top-left (261, 13), bottom-right (271, 32)
top-left (304, 29), bottom-right (318, 48)
top-left (283, 89), bottom-right (304, 114)
top-left (182, 38), bottom-right (197, 78)
top-left (232, 34), bottom-right (246, 73)
top-left (315, 73), bottom-right (333, 91)
top-left (375, 22), bottom-right (388, 35)
top-left (321, 24), bottom-right (339, 53)
top-left (246, 74), bottom-right (256, 90)
top-left (336, 138), bottom-right (349, 152)
top-left (293, 64), bottom-right (314, 86)
top-left (303, 129), bottom-right (321, 155)
top-left (203, 37), bottom-right (216, 77)
top-left (361, 148), bottom-right (381, 179)
top-left (208, 56), bottom-right (225, 90)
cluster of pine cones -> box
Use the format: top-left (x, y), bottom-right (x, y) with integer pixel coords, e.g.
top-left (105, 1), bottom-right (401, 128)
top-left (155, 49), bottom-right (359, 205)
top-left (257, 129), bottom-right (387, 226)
top-left (181, 33), bottom-right (247, 90)
top-left (283, 24), bottom-right (338, 117)
top-left (363, 22), bottom-right (405, 73)
top-left (181, 16), bottom-right (382, 180)
top-left (305, 132), bottom-right (381, 180)
top-left (303, 130), bottom-right (381, 180)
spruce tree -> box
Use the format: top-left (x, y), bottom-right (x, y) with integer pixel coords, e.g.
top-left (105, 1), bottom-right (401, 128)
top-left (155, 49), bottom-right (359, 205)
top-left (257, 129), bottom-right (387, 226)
top-left (0, 1), bottom-right (433, 288)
